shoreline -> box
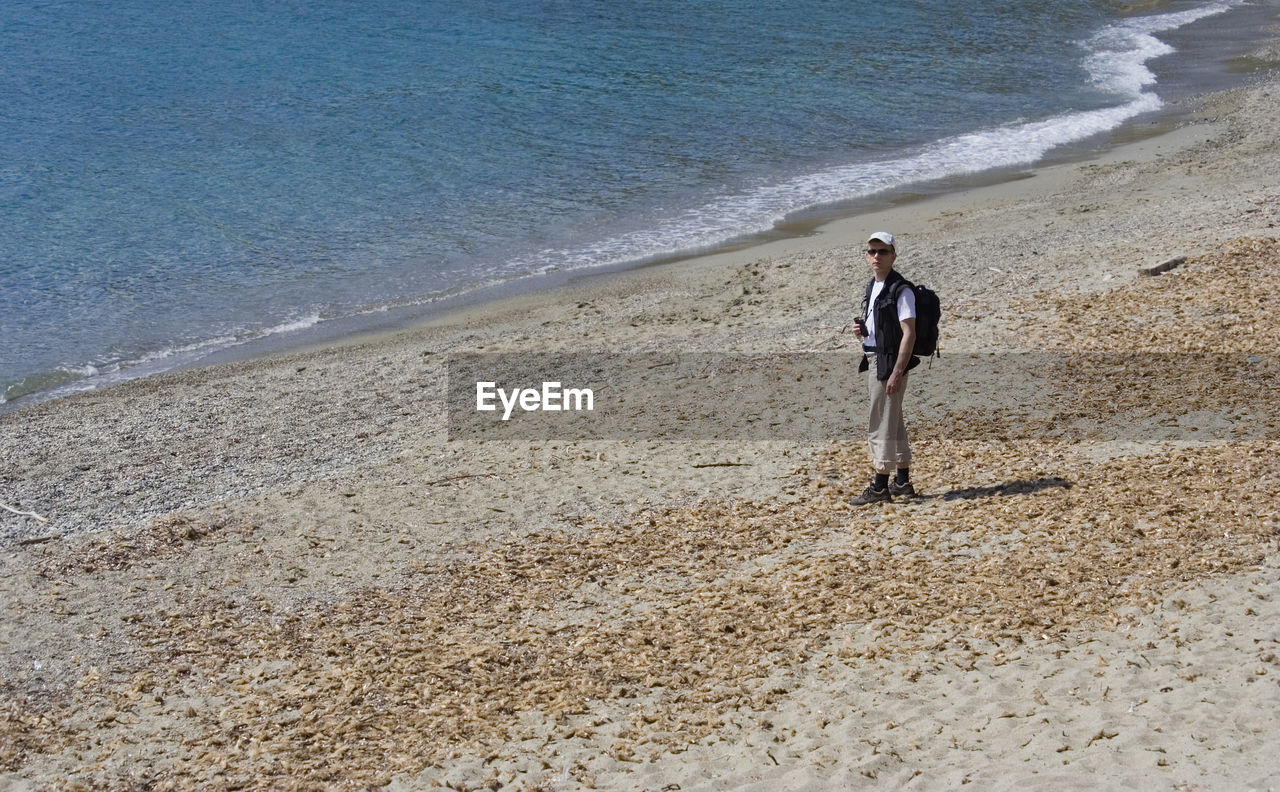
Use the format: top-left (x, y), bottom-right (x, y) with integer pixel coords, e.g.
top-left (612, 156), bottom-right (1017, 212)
top-left (0, 103), bottom-right (1225, 417)
top-left (1, 21), bottom-right (1279, 792)
top-left (5, 2), bottom-right (1278, 415)
top-left (0, 68), bottom-right (1275, 541)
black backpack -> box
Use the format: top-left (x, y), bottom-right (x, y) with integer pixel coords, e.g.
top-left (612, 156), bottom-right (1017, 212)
top-left (863, 276), bottom-right (941, 359)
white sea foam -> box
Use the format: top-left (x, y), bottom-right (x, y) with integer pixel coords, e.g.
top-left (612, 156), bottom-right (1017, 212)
top-left (255, 314), bottom-right (324, 337)
top-left (112, 314), bottom-right (323, 371)
top-left (1084, 0), bottom-right (1244, 96)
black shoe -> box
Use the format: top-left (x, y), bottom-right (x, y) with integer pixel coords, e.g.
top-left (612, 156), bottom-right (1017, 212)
top-left (888, 479), bottom-right (916, 498)
top-left (851, 484), bottom-right (892, 506)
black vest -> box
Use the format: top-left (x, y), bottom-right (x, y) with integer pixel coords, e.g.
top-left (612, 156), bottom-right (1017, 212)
top-left (861, 269), bottom-right (916, 381)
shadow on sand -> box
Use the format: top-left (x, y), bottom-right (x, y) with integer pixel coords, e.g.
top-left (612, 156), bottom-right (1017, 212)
top-left (940, 477), bottom-right (1073, 502)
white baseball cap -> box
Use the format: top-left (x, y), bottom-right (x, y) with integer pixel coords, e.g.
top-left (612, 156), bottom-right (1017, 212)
top-left (867, 231), bottom-right (895, 247)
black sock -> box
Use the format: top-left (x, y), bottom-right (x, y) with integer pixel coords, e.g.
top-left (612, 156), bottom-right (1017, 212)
top-left (895, 468), bottom-right (910, 485)
top-left (873, 473), bottom-right (889, 490)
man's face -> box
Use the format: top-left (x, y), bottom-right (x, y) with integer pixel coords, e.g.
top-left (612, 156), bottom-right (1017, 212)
top-left (866, 243), bottom-right (896, 279)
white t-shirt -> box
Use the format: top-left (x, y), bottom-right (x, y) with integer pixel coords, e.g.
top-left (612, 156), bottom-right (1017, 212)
top-left (865, 279), bottom-right (916, 350)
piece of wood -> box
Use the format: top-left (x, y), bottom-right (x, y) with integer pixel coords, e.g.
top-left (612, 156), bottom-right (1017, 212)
top-left (18, 534), bottom-right (60, 546)
top-left (1, 502), bottom-right (49, 522)
top-left (1139, 255), bottom-right (1186, 276)
top-left (422, 473), bottom-right (498, 486)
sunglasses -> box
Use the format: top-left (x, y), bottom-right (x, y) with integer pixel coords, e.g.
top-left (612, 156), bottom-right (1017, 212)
top-left (865, 248), bottom-right (895, 256)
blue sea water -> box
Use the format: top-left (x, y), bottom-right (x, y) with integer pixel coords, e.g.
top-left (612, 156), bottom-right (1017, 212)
top-left (0, 0), bottom-right (1261, 408)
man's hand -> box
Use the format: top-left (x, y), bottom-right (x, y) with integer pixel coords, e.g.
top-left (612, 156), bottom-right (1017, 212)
top-left (889, 315), bottom-right (916, 395)
top-left (887, 369), bottom-right (905, 395)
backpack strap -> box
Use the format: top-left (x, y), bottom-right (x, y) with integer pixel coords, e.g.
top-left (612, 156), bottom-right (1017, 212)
top-left (889, 274), bottom-right (913, 301)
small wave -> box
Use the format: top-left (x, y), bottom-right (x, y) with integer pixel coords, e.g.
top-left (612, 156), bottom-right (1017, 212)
top-left (1, 365), bottom-right (102, 407)
top-left (1, 312), bottom-right (324, 411)
top-left (116, 313), bottom-right (324, 370)
top-left (261, 314), bottom-right (324, 335)
top-left (498, 0), bottom-right (1241, 280)
top-left (500, 100), bottom-right (1160, 276)
top-left (1084, 0), bottom-right (1245, 97)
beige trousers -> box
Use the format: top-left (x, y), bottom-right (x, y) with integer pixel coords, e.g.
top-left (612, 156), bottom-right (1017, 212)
top-left (866, 363), bottom-right (911, 474)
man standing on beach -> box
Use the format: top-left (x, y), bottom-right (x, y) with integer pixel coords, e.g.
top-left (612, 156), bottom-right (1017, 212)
top-left (851, 231), bottom-right (917, 505)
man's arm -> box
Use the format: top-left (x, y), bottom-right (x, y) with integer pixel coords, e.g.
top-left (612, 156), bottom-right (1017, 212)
top-left (887, 316), bottom-right (916, 395)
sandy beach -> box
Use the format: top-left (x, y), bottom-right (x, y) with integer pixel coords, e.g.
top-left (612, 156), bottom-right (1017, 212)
top-left (4, 28), bottom-right (1280, 792)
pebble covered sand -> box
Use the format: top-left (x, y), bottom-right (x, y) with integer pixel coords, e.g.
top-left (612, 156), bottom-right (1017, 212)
top-left (3, 47), bottom-right (1280, 792)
